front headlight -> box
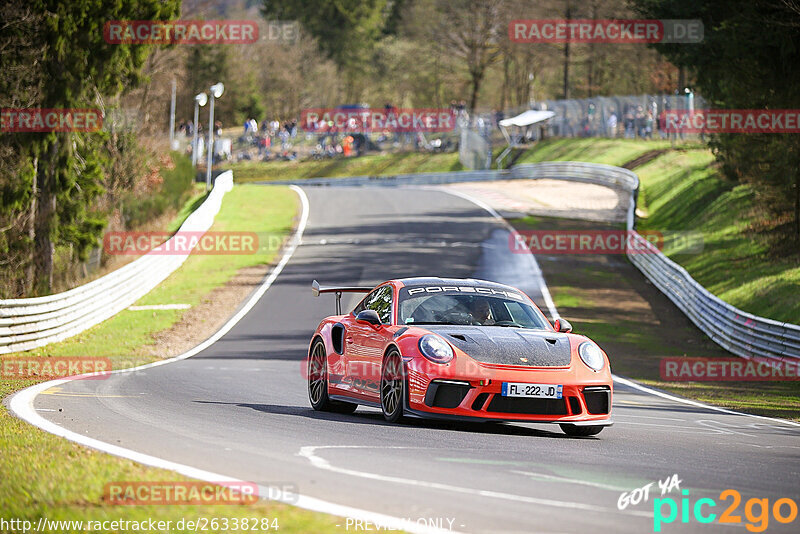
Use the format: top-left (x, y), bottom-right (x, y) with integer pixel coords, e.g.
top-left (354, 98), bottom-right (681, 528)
top-left (418, 334), bottom-right (454, 364)
top-left (578, 341), bottom-right (605, 371)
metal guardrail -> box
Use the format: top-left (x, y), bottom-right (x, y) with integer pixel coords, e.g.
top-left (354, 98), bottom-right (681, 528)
top-left (0, 171), bottom-right (234, 354)
top-left (258, 169), bottom-right (504, 187)
top-left (516, 163), bottom-right (799, 362)
top-left (4, 162), bottom-right (797, 362)
top-left (513, 163), bottom-right (799, 361)
top-left (268, 161), bottom-right (799, 362)
top-left (627, 236), bottom-right (800, 362)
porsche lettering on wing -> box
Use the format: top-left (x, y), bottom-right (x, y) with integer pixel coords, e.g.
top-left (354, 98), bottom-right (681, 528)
top-left (406, 285), bottom-right (524, 300)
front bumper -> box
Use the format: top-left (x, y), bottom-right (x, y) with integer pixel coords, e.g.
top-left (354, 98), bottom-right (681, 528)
top-left (405, 359), bottom-right (613, 424)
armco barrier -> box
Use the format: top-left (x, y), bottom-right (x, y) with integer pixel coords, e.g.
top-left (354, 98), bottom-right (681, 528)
top-left (265, 162), bottom-right (799, 363)
top-left (258, 169), bottom-right (504, 187)
top-left (4, 163), bottom-right (797, 361)
top-left (0, 171), bottom-right (234, 355)
top-left (627, 235), bottom-right (800, 362)
top-left (516, 163), bottom-right (799, 362)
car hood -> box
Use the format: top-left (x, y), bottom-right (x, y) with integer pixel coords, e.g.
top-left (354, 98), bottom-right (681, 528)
top-left (420, 325), bottom-right (572, 367)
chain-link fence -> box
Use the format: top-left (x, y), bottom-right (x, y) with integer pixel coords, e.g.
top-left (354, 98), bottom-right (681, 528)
top-left (454, 93), bottom-right (708, 169)
top-left (487, 93), bottom-right (707, 142)
top-left (225, 94), bottom-right (707, 169)
top-left (534, 93), bottom-right (707, 140)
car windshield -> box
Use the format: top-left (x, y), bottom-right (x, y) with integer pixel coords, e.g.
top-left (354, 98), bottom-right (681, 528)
top-left (398, 287), bottom-right (550, 329)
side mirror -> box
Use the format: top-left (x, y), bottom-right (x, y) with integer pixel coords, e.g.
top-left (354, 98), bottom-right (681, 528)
top-left (553, 318), bottom-right (573, 333)
top-left (355, 309), bottom-right (382, 326)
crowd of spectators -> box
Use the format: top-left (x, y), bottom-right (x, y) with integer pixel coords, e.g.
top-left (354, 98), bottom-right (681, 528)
top-left (237, 117), bottom-right (299, 161)
top-left (177, 94), bottom-right (689, 166)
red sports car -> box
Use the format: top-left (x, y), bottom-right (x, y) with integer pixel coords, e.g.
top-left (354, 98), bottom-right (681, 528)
top-left (307, 277), bottom-right (613, 436)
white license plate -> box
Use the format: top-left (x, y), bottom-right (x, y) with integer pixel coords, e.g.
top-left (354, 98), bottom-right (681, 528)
top-left (501, 382), bottom-right (563, 399)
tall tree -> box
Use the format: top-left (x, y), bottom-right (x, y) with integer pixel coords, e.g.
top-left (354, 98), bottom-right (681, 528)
top-left (562, 0), bottom-right (572, 99)
top-left (435, 0), bottom-right (503, 111)
top-left (0, 0), bottom-right (45, 295)
top-left (26, 0), bottom-right (180, 292)
top-left (632, 0), bottom-right (800, 250)
top-left (261, 0), bottom-right (387, 99)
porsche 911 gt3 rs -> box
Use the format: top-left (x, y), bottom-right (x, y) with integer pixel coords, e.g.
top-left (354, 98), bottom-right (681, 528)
top-left (307, 277), bottom-right (613, 436)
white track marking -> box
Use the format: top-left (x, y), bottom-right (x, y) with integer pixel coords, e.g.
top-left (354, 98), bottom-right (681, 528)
top-left (11, 381), bottom-right (447, 533)
top-left (695, 420), bottom-right (757, 438)
top-left (7, 183), bottom-right (799, 533)
top-left (434, 187), bottom-right (559, 320)
top-left (742, 443), bottom-right (800, 450)
top-left (437, 185), bottom-right (800, 431)
top-left (613, 414), bottom-right (687, 422)
top-left (612, 375), bottom-right (800, 428)
top-left (299, 445), bottom-right (652, 519)
top-left (7, 186), bottom-right (457, 534)
top-left (613, 421), bottom-right (721, 434)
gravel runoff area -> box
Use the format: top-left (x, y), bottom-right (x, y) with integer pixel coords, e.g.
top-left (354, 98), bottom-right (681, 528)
top-left (442, 179), bottom-right (629, 224)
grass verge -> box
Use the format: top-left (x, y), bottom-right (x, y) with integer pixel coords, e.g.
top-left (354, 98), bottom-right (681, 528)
top-left (229, 136), bottom-right (693, 185)
top-left (520, 139), bottom-right (799, 323)
top-left (635, 149), bottom-right (800, 323)
top-left (230, 138), bottom-right (687, 184)
top-left (515, 139), bottom-right (800, 421)
top-left (1, 185), bottom-right (343, 532)
top-left (230, 151), bottom-right (465, 183)
top-left (515, 137), bottom-right (694, 166)
top-left (512, 138), bottom-right (798, 417)
top-left (511, 215), bottom-right (799, 421)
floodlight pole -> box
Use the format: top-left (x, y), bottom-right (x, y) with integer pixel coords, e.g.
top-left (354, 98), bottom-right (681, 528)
top-left (192, 93), bottom-right (207, 167)
top-left (205, 95), bottom-right (215, 190)
top-left (169, 79), bottom-right (176, 145)
top-left (205, 83), bottom-right (224, 191)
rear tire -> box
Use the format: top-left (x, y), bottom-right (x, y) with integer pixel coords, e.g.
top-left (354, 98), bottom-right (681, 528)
top-left (559, 423), bottom-right (604, 437)
top-left (308, 340), bottom-right (357, 414)
top-left (380, 349), bottom-right (406, 423)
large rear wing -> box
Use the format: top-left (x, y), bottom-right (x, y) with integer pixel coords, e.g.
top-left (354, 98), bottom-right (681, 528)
top-left (311, 280), bottom-right (373, 314)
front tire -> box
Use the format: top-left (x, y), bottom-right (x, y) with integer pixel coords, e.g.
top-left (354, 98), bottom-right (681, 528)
top-left (380, 349), bottom-right (406, 423)
top-left (559, 423), bottom-right (604, 437)
top-left (308, 340), bottom-right (357, 414)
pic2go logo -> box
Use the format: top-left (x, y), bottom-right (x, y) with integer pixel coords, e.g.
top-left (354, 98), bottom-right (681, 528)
top-left (654, 489), bottom-right (798, 532)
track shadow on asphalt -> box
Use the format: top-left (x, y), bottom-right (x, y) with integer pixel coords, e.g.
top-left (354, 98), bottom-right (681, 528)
top-left (615, 401), bottom-right (732, 416)
top-left (193, 209), bottom-right (542, 361)
top-left (615, 399), bottom-right (800, 422)
top-left (194, 401), bottom-right (583, 439)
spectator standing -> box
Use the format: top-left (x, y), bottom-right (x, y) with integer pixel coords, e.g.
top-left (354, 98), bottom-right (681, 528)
top-left (606, 113), bottom-right (617, 138)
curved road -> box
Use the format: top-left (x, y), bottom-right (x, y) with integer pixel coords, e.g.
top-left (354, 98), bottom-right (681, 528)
top-left (18, 187), bottom-right (800, 533)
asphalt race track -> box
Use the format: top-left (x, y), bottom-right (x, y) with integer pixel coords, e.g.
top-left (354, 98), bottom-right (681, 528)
top-left (22, 187), bottom-right (800, 533)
